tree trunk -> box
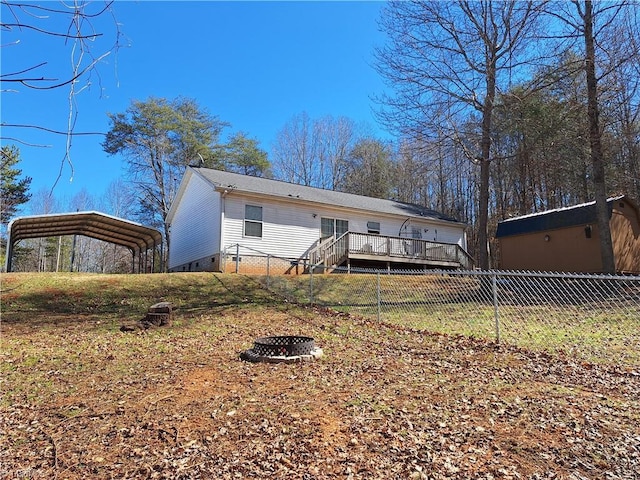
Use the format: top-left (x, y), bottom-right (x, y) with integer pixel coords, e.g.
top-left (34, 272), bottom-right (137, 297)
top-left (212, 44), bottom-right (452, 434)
top-left (583, 0), bottom-right (616, 274)
top-left (478, 158), bottom-right (491, 269)
top-left (478, 57), bottom-right (497, 270)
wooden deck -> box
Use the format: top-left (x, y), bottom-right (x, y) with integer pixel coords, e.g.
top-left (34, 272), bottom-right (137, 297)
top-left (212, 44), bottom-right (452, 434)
top-left (309, 232), bottom-right (474, 271)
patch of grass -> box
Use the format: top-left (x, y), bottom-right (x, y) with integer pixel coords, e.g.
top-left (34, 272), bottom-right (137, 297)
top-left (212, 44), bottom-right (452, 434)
top-left (1, 272), bottom-right (277, 325)
top-left (259, 273), bottom-right (639, 366)
top-left (347, 393), bottom-right (394, 415)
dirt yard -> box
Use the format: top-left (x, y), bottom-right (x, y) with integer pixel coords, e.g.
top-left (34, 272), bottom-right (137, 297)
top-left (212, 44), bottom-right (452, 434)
top-left (1, 273), bottom-right (639, 479)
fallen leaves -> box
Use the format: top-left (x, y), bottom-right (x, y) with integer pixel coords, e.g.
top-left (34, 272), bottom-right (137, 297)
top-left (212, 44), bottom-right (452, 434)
top-left (2, 274), bottom-right (639, 479)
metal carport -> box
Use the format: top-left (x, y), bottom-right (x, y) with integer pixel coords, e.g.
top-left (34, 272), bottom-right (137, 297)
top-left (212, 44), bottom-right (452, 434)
top-left (5, 211), bottom-right (163, 273)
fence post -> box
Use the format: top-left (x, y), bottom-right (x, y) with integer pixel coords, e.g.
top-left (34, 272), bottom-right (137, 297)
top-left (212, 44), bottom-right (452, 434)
top-left (492, 273), bottom-right (500, 344)
top-left (309, 267), bottom-right (314, 304)
top-left (266, 254), bottom-right (271, 289)
top-left (377, 272), bottom-right (381, 322)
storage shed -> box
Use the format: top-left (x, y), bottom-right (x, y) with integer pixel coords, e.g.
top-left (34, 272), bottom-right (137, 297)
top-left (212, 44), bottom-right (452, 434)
top-left (496, 196), bottom-right (640, 273)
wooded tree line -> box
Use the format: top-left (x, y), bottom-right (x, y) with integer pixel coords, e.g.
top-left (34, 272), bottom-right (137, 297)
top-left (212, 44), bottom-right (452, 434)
top-left (271, 0), bottom-right (640, 270)
top-left (374, 0), bottom-right (640, 271)
top-left (3, 0), bottom-right (639, 272)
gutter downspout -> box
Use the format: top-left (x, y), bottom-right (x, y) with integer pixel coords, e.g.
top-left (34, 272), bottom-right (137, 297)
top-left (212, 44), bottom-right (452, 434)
top-left (220, 189), bottom-right (229, 270)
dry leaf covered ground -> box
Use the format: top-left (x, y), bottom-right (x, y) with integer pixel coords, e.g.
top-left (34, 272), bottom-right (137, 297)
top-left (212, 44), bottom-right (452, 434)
top-left (1, 273), bottom-right (639, 479)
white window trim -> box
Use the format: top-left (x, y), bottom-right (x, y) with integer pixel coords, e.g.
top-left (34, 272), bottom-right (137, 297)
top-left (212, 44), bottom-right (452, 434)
top-left (244, 204), bottom-right (263, 238)
top-left (321, 217), bottom-right (349, 239)
top-left (367, 221), bottom-right (381, 235)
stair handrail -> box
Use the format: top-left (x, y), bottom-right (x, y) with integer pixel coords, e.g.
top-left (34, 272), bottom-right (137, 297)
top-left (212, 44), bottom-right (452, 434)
top-left (309, 232), bottom-right (349, 267)
top-left (309, 235), bottom-right (335, 265)
top-left (455, 244), bottom-right (475, 270)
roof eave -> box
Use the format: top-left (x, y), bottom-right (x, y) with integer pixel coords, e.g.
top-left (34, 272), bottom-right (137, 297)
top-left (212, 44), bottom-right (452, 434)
top-left (215, 186), bottom-right (465, 227)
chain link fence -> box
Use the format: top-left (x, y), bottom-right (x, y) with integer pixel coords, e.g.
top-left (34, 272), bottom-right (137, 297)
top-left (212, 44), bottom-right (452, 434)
top-left (254, 265), bottom-right (640, 367)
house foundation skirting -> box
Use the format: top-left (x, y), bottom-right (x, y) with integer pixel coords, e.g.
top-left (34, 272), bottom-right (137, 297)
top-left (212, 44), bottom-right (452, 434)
top-left (170, 253), bottom-right (307, 275)
top-left (169, 254), bottom-right (220, 273)
top-left (221, 254), bottom-right (306, 275)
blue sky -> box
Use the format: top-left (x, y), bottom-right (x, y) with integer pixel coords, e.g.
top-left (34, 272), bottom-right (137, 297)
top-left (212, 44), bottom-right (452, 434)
top-left (1, 1), bottom-right (389, 213)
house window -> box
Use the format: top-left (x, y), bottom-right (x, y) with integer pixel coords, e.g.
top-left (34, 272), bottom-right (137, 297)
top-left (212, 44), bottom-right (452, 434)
top-left (244, 205), bottom-right (263, 238)
top-left (336, 219), bottom-right (348, 236)
top-left (321, 217), bottom-right (348, 240)
top-left (367, 221), bottom-right (381, 235)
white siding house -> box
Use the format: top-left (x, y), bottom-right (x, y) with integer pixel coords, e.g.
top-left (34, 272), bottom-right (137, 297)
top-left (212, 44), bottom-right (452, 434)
top-left (167, 168), bottom-right (471, 273)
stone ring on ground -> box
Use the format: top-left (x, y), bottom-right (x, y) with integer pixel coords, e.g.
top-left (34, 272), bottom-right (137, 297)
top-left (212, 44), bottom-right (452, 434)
top-left (240, 335), bottom-right (323, 363)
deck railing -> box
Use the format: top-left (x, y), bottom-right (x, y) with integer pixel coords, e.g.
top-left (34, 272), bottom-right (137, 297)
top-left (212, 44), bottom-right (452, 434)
top-left (310, 232), bottom-right (473, 270)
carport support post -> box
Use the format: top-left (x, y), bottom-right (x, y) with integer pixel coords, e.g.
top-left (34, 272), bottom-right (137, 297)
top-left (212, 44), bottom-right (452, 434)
top-left (492, 273), bottom-right (500, 344)
top-left (56, 236), bottom-right (62, 272)
top-left (70, 234), bottom-right (77, 272)
top-left (5, 238), bottom-right (14, 272)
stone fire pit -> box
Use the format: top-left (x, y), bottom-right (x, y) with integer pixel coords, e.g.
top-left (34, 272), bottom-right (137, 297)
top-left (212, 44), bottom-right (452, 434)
top-left (240, 335), bottom-right (323, 363)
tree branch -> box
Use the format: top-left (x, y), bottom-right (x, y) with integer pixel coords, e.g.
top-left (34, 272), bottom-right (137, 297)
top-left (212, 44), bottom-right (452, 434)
top-left (0, 62), bottom-right (47, 78)
top-left (13, 50), bottom-right (111, 90)
top-left (1, 22), bottom-right (102, 39)
top-left (1, 123), bottom-right (106, 136)
top-left (0, 136), bottom-right (52, 147)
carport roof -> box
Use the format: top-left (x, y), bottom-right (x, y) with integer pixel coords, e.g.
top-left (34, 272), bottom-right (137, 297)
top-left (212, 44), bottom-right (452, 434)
top-left (7, 211), bottom-right (162, 251)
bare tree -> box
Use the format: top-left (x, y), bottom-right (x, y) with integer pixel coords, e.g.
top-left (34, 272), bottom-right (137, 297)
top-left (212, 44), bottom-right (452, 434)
top-left (100, 178), bottom-right (136, 219)
top-left (69, 187), bottom-right (95, 212)
top-left (607, 62), bottom-right (640, 200)
top-left (95, 180), bottom-right (135, 272)
top-left (583, 0), bottom-right (615, 273)
top-left (314, 115), bottom-right (358, 190)
top-left (490, 63), bottom-right (594, 219)
top-left (1, 1), bottom-right (122, 184)
top-left (20, 188), bottom-right (59, 271)
top-left (272, 112), bottom-right (358, 189)
top-left (29, 188), bottom-right (59, 216)
top-left (543, 0), bottom-right (638, 273)
top-left (375, 1), bottom-right (545, 269)
top-left (272, 112), bottom-right (320, 187)
top-left (392, 140), bottom-right (431, 205)
top-left (340, 138), bottom-right (393, 199)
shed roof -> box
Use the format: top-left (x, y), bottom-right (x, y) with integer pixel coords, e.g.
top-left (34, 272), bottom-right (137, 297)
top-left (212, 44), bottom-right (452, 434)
top-left (185, 167), bottom-right (463, 225)
top-left (6, 211), bottom-right (163, 272)
top-left (495, 196), bottom-right (626, 238)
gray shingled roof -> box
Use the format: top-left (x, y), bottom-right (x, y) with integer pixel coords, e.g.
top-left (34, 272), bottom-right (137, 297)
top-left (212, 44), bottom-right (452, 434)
top-left (192, 168), bottom-right (462, 224)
